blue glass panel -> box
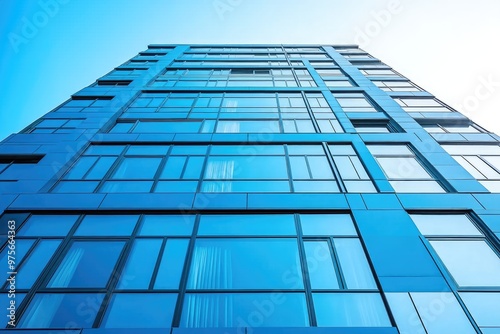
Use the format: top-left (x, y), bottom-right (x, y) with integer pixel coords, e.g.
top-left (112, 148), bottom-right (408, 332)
top-left (334, 238), bottom-right (377, 289)
top-left (110, 123), bottom-right (134, 133)
top-left (183, 156), bottom-right (205, 179)
top-left (154, 239), bottom-right (189, 289)
top-left (117, 239), bottom-right (163, 289)
top-left (155, 181), bottom-right (198, 192)
top-left (52, 181), bottom-right (99, 193)
top-left (198, 214), bottom-right (296, 236)
top-left (1, 293), bottom-right (26, 327)
top-left (0, 239), bottom-right (34, 283)
top-left (411, 292), bottom-right (476, 333)
top-left (204, 156), bottom-right (288, 179)
top-left (112, 157), bottom-right (161, 179)
top-left (160, 156), bottom-right (186, 179)
top-left (64, 156), bottom-right (97, 179)
top-left (187, 238), bottom-right (303, 289)
top-left (313, 293), bottom-right (390, 327)
top-left (300, 214), bottom-right (357, 236)
top-left (86, 157), bottom-right (116, 179)
top-left (293, 181), bottom-right (339, 192)
top-left (126, 145), bottom-right (170, 155)
top-left (430, 240), bottom-right (500, 287)
top-left (75, 215), bottom-right (139, 236)
top-left (409, 214), bottom-right (482, 236)
top-left (201, 180), bottom-right (290, 192)
top-left (138, 215), bottom-right (195, 236)
top-left (84, 145), bottom-right (125, 156)
top-left (181, 293), bottom-right (309, 327)
top-left (18, 293), bottom-right (105, 328)
top-left (48, 241), bottom-right (124, 288)
top-left (459, 292), bottom-right (500, 327)
top-left (389, 180), bottom-right (445, 193)
top-left (16, 240), bottom-right (61, 289)
top-left (18, 215), bottom-right (78, 237)
top-left (99, 181), bottom-right (153, 193)
top-left (385, 293), bottom-right (426, 334)
top-left (102, 293), bottom-right (177, 328)
top-left (209, 145), bottom-right (284, 155)
top-left (304, 241), bottom-right (339, 289)
top-left (170, 146), bottom-right (208, 155)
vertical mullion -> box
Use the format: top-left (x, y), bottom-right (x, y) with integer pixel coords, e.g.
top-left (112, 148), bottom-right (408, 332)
top-left (296, 214), bottom-right (317, 327)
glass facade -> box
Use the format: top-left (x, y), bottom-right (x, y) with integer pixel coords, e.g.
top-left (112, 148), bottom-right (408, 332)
top-left (1, 45), bottom-right (499, 333)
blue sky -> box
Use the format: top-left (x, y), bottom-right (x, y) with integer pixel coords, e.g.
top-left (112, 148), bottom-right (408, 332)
top-left (1, 0), bottom-right (500, 140)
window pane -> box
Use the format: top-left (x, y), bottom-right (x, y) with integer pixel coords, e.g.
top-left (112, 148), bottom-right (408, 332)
top-left (99, 181), bottom-right (153, 193)
top-left (17, 240), bottom-right (61, 289)
top-left (112, 158), bottom-right (161, 179)
top-left (48, 241), bottom-right (124, 288)
top-left (181, 293), bottom-right (309, 327)
top-left (0, 293), bottom-right (26, 327)
top-left (304, 241), bottom-right (339, 289)
top-left (300, 214), bottom-right (357, 236)
top-left (187, 239), bottom-right (303, 289)
top-left (18, 215), bottom-right (78, 237)
top-left (204, 156), bottom-right (288, 179)
top-left (201, 180), bottom-right (290, 192)
top-left (411, 292), bottom-right (476, 333)
top-left (410, 214), bottom-right (482, 236)
top-left (313, 293), bottom-right (390, 327)
top-left (138, 215), bottom-right (195, 236)
top-left (459, 292), bottom-right (500, 327)
top-left (0, 239), bottom-right (34, 283)
top-left (334, 238), bottom-right (377, 289)
top-left (117, 239), bottom-right (163, 289)
top-left (102, 293), bottom-right (177, 328)
top-left (198, 214), bottom-right (296, 236)
top-left (390, 180), bottom-right (445, 193)
top-left (160, 156), bottom-right (186, 179)
top-left (19, 293), bottom-right (104, 328)
top-left (86, 157), bottom-right (116, 179)
top-left (154, 239), bottom-right (189, 289)
top-left (430, 240), bottom-right (500, 286)
top-left (376, 157), bottom-right (431, 179)
top-left (75, 215), bottom-right (139, 236)
top-left (385, 293), bottom-right (426, 334)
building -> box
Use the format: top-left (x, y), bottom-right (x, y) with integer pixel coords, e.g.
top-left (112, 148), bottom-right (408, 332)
top-left (0, 44), bottom-right (499, 334)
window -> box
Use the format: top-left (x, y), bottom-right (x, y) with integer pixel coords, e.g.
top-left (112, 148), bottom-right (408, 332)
top-left (410, 214), bottom-right (500, 287)
top-left (360, 69), bottom-right (401, 76)
top-left (459, 293), bottom-right (500, 331)
top-left (102, 293), bottom-right (177, 328)
top-left (150, 68), bottom-right (315, 88)
top-left (64, 96), bottom-right (113, 109)
top-left (26, 118), bottom-right (84, 134)
top-left (47, 241), bottom-right (125, 288)
top-left (353, 122), bottom-right (393, 133)
top-left (422, 123), bottom-right (483, 134)
top-left (18, 293), bottom-right (105, 328)
top-left (181, 293), bottom-right (309, 328)
top-left (55, 144), bottom-right (373, 194)
top-left (333, 93), bottom-right (378, 112)
top-left (368, 145), bottom-right (446, 193)
top-left (329, 145), bottom-right (377, 192)
top-left (0, 155), bottom-right (43, 177)
top-left (313, 293), bottom-right (391, 327)
top-left (372, 80), bottom-right (421, 92)
top-left (442, 144), bottom-right (500, 192)
top-left (187, 238), bottom-right (303, 289)
top-left (394, 98), bottom-right (453, 113)
top-left (306, 93), bottom-right (343, 133)
top-left (9, 212), bottom-right (387, 329)
top-left (386, 292), bottom-right (476, 333)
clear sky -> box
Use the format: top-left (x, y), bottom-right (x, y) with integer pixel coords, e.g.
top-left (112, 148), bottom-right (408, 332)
top-left (1, 0), bottom-right (500, 141)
